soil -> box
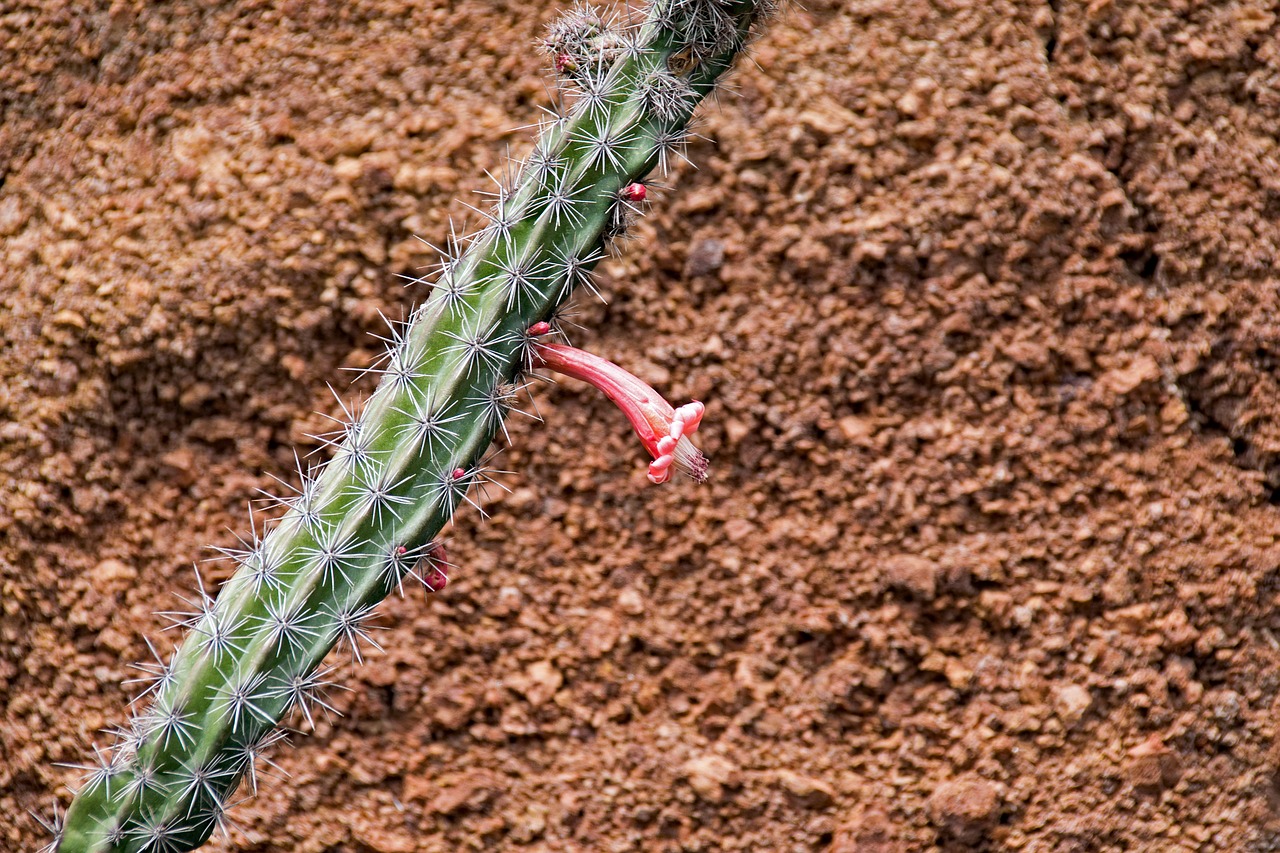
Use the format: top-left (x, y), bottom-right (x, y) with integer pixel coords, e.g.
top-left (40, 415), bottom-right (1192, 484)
top-left (5, 0), bottom-right (1280, 851)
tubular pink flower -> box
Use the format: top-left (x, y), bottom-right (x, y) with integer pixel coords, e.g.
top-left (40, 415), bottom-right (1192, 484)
top-left (530, 339), bottom-right (709, 484)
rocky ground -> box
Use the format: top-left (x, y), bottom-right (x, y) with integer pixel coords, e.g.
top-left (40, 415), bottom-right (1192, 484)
top-left (5, 0), bottom-right (1280, 850)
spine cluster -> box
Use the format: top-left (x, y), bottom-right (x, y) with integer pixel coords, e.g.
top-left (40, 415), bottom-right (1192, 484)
top-left (51, 2), bottom-right (768, 851)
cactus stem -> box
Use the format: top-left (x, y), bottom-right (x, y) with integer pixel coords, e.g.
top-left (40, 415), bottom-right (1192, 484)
top-left (442, 318), bottom-right (508, 376)
top-left (325, 600), bottom-right (385, 664)
top-left (271, 664), bottom-right (345, 730)
top-left (552, 243), bottom-right (606, 302)
top-left (254, 598), bottom-right (322, 657)
top-left (54, 2), bottom-right (765, 848)
top-left (392, 393), bottom-right (464, 460)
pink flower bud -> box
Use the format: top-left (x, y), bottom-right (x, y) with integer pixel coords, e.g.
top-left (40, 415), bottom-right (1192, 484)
top-left (419, 541), bottom-right (449, 592)
top-left (621, 182), bottom-right (647, 203)
top-left (531, 339), bottom-right (708, 484)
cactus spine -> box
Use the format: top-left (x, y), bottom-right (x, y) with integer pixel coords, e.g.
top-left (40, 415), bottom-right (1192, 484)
top-left (52, 2), bottom-right (768, 850)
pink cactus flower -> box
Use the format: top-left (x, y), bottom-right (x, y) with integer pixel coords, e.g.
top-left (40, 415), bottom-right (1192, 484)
top-left (530, 336), bottom-right (709, 484)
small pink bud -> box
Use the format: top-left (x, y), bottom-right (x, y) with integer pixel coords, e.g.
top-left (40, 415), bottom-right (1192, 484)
top-left (531, 341), bottom-right (708, 485)
top-left (621, 182), bottom-right (647, 203)
top-left (527, 321), bottom-right (552, 337)
top-left (424, 566), bottom-right (448, 591)
top-left (421, 541), bottom-right (449, 592)
top-left (451, 467), bottom-right (466, 481)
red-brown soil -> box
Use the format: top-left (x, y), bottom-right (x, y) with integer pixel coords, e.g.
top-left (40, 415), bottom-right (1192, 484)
top-left (6, 1), bottom-right (1280, 850)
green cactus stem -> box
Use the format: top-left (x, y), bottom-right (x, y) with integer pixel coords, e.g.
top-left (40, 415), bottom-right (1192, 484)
top-left (51, 2), bottom-right (771, 851)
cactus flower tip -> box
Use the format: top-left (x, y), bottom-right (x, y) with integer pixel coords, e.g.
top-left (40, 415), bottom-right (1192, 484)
top-left (530, 338), bottom-right (710, 486)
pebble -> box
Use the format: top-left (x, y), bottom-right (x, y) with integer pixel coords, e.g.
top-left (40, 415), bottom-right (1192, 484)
top-left (684, 238), bottom-right (726, 277)
top-left (581, 609), bottom-right (621, 658)
top-left (881, 555), bottom-right (938, 601)
top-left (925, 777), bottom-right (1002, 844)
top-left (775, 770), bottom-right (835, 809)
top-left (513, 660), bottom-right (562, 707)
top-left (1126, 736), bottom-right (1183, 792)
top-left (1053, 684), bottom-right (1093, 727)
top-left (425, 770), bottom-right (499, 815)
top-left (681, 754), bottom-right (740, 803)
top-left (618, 588), bottom-right (645, 615)
top-left (832, 810), bottom-right (903, 853)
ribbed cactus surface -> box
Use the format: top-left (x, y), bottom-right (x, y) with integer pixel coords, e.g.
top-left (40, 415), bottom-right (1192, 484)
top-left (52, 2), bottom-right (769, 850)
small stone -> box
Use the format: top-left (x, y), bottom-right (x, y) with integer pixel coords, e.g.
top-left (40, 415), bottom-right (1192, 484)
top-left (280, 353), bottom-right (308, 381)
top-left (177, 382), bottom-right (215, 412)
top-left (1100, 355), bottom-right (1159, 397)
top-left (0, 194), bottom-right (29, 236)
top-left (262, 111), bottom-right (293, 139)
top-left (1126, 736), bottom-right (1183, 792)
top-left (361, 827), bottom-right (415, 853)
top-left (725, 418), bottom-right (751, 445)
top-left (424, 770), bottom-right (499, 815)
top-left (926, 776), bottom-right (1001, 844)
top-left (724, 518), bottom-right (756, 543)
top-left (832, 809), bottom-right (903, 853)
top-left (896, 90), bottom-right (922, 116)
top-left (490, 585), bottom-right (522, 618)
top-left (90, 559), bottom-right (136, 586)
top-left (333, 156), bottom-right (362, 183)
top-left (1053, 684), bottom-right (1092, 727)
top-left (881, 555), bottom-right (938, 601)
top-left (513, 660), bottom-right (562, 707)
top-left (1208, 688), bottom-right (1243, 725)
top-left (159, 448), bottom-right (199, 488)
top-left (50, 309), bottom-right (87, 329)
top-left (684, 238), bottom-right (725, 277)
top-left (510, 804), bottom-right (548, 843)
top-left (837, 416), bottom-right (874, 444)
top-left (618, 588), bottom-right (645, 615)
top-left (701, 334), bottom-right (729, 359)
top-left (681, 754), bottom-right (740, 803)
top-left (776, 770), bottom-right (835, 809)
top-left (581, 609), bottom-right (620, 658)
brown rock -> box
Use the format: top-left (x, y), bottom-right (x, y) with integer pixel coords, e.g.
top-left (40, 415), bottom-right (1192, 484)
top-left (1053, 684), bottom-right (1093, 727)
top-left (775, 769), bottom-right (835, 809)
top-left (511, 660), bottom-right (563, 707)
top-left (881, 555), bottom-right (938, 601)
top-left (617, 588), bottom-right (646, 615)
top-left (1126, 736), bottom-right (1183, 792)
top-left (90, 558), bottom-right (136, 587)
top-left (926, 776), bottom-right (1002, 844)
top-left (159, 447), bottom-right (199, 488)
top-left (724, 518), bottom-right (756, 542)
top-left (832, 809), bottom-right (904, 853)
top-left (837, 416), bottom-right (874, 444)
top-left (1100, 355), bottom-right (1159, 397)
top-left (424, 770), bottom-right (500, 815)
top-left (681, 754), bottom-right (740, 803)
top-left (684, 238), bottom-right (726, 277)
top-left (361, 827), bottom-right (416, 853)
top-left (581, 609), bottom-right (621, 658)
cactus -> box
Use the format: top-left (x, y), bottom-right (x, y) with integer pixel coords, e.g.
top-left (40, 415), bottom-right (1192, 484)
top-left (49, 1), bottom-right (771, 851)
